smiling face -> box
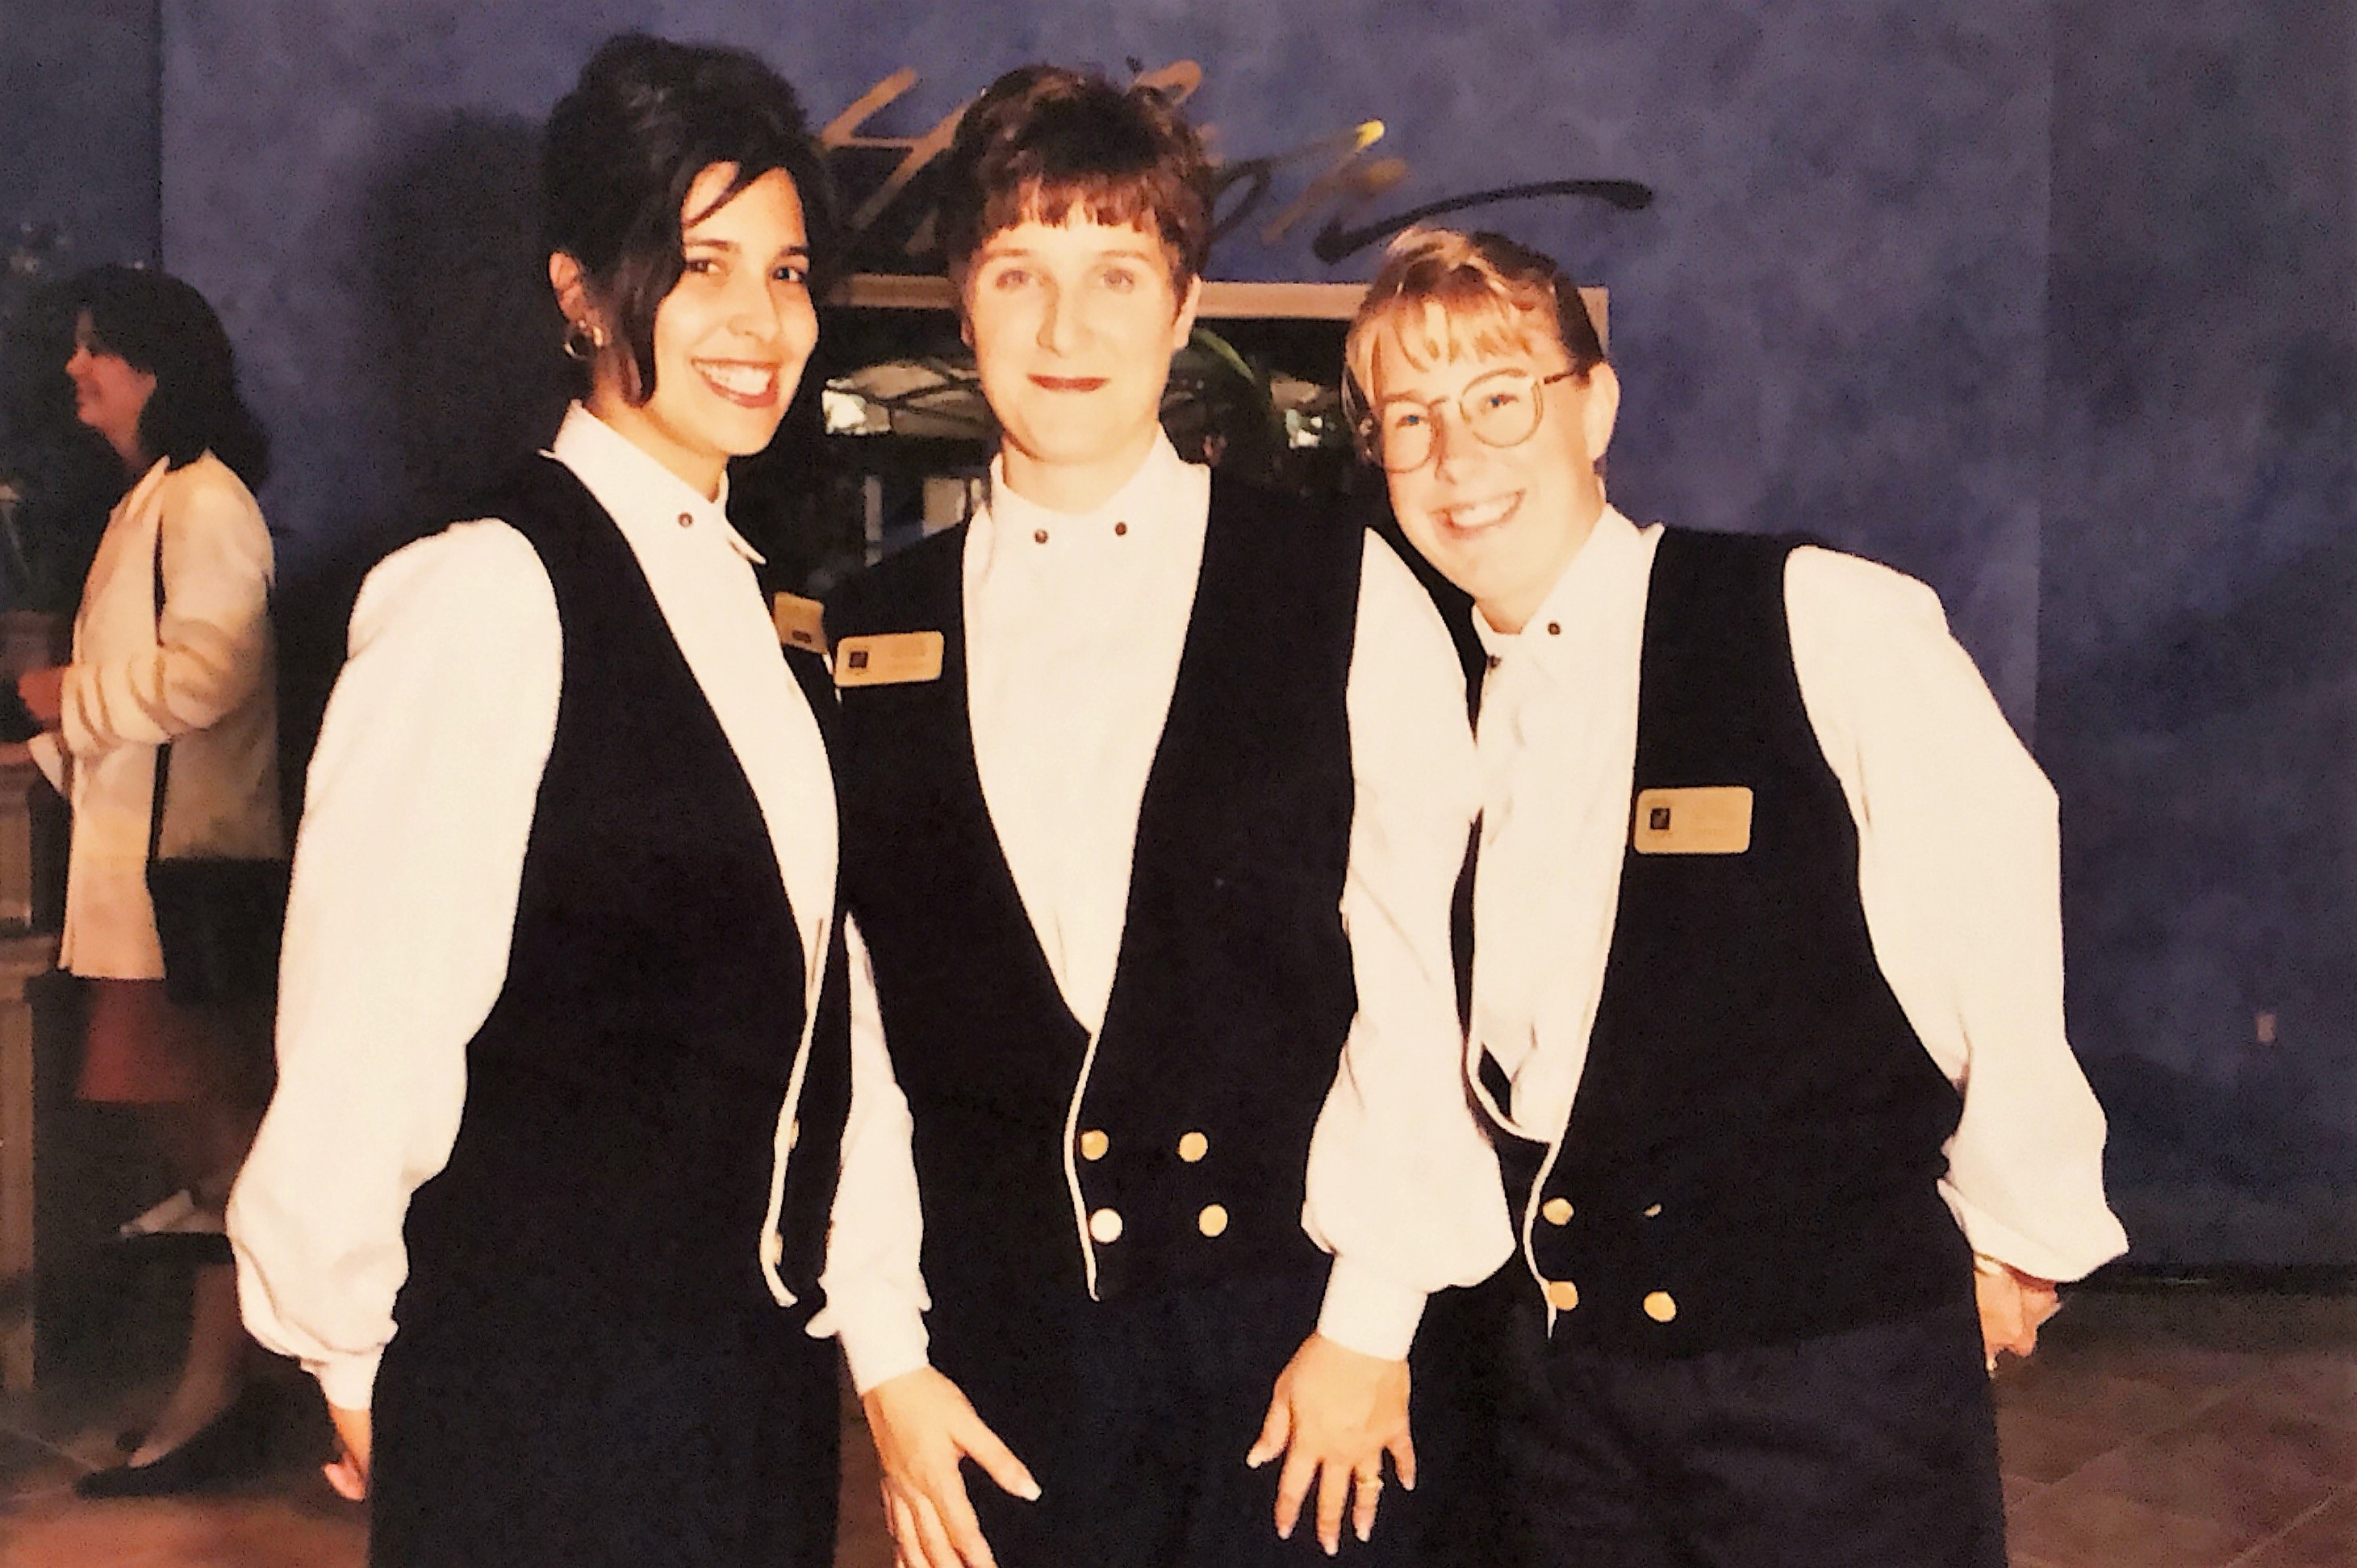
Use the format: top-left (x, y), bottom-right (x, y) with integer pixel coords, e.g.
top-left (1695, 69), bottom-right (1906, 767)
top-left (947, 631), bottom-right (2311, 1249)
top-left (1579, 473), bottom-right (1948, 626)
top-left (963, 213), bottom-right (1201, 512)
top-left (65, 312), bottom-right (157, 469)
top-left (1367, 303), bottom-right (1620, 633)
top-left (564, 163), bottom-right (817, 499)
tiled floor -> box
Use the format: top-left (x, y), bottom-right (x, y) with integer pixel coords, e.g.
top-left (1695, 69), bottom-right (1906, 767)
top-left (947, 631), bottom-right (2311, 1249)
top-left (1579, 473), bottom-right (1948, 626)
top-left (1996, 1288), bottom-right (2357, 1566)
top-left (0, 1286), bottom-right (2350, 1566)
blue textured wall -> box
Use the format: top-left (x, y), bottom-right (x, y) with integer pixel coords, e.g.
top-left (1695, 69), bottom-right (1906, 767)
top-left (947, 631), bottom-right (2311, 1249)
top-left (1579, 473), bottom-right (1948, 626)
top-left (156, 0), bottom-right (2051, 734)
top-left (2042, 2), bottom-right (2357, 1263)
top-left (0, 0), bottom-right (161, 272)
top-left (10, 1), bottom-right (2350, 1262)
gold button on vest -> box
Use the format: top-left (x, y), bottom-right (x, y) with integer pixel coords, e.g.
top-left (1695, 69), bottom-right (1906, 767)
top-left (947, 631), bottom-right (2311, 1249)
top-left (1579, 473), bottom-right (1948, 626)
top-left (1079, 1130), bottom-right (1109, 1161)
top-left (1644, 1290), bottom-right (1678, 1323)
top-left (1088, 1208), bottom-right (1123, 1244)
top-left (1197, 1203), bottom-right (1229, 1238)
top-left (1543, 1279), bottom-right (1580, 1311)
top-left (1541, 1197), bottom-right (1573, 1225)
top-left (1177, 1131), bottom-right (1210, 1163)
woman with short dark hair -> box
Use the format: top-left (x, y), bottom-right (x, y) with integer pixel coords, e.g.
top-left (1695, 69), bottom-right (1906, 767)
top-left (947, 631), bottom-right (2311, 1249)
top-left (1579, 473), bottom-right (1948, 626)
top-left (228, 33), bottom-right (883, 1567)
top-left (3, 263), bottom-right (283, 1499)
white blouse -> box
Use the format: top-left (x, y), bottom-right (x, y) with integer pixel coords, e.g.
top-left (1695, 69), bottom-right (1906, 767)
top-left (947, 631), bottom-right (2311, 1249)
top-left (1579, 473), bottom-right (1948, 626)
top-left (822, 433), bottom-right (1514, 1390)
top-left (1468, 506), bottom-right (2129, 1289)
top-left (229, 406), bottom-right (908, 1411)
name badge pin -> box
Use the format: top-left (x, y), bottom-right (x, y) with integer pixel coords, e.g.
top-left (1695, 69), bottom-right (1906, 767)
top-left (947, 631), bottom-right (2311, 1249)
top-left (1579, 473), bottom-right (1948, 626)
top-left (1632, 786), bottom-right (1753, 855)
top-left (834, 630), bottom-right (947, 687)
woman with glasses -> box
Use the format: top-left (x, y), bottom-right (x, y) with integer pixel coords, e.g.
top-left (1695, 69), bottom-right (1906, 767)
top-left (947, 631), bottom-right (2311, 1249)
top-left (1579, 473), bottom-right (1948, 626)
top-left (1344, 224), bottom-right (2125, 1568)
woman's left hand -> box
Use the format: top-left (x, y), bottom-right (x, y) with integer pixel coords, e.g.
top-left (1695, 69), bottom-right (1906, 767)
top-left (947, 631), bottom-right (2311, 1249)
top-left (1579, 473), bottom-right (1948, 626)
top-left (17, 667), bottom-right (63, 729)
top-left (1975, 1258), bottom-right (2060, 1369)
top-left (1247, 1333), bottom-right (1415, 1553)
top-left (323, 1402), bottom-right (372, 1500)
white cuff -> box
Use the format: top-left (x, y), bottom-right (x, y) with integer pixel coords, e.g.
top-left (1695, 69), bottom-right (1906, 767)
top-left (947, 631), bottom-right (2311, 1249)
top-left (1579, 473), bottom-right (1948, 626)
top-left (1314, 1256), bottom-right (1429, 1361)
top-left (1944, 1185), bottom-right (2125, 1286)
top-left (309, 1346), bottom-right (383, 1413)
top-left (25, 732), bottom-right (62, 793)
top-left (821, 1296), bottom-right (932, 1395)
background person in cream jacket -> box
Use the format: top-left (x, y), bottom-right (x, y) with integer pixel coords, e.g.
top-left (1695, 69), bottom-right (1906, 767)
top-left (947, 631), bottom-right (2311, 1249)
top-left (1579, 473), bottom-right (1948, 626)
top-left (3, 264), bottom-right (282, 1498)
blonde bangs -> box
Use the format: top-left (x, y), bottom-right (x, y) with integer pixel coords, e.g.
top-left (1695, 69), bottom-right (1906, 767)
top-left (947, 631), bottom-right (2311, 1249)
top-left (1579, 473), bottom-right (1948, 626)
top-left (1347, 259), bottom-right (1561, 404)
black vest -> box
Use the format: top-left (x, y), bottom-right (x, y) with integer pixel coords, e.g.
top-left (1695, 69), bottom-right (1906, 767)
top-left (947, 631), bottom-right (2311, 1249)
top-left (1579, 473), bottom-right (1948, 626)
top-left (397, 458), bottom-right (851, 1344)
top-left (1498, 529), bottom-right (1970, 1357)
top-left (829, 477), bottom-right (1362, 1313)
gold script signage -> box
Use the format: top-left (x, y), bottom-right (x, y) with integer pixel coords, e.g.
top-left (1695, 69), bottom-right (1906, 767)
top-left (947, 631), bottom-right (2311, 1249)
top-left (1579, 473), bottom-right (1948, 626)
top-left (817, 61), bottom-right (1651, 272)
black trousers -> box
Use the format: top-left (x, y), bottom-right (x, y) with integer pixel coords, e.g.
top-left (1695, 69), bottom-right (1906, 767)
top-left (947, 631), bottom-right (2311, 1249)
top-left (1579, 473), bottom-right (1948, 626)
top-left (1494, 1292), bottom-right (2008, 1568)
top-left (368, 1309), bottom-right (838, 1568)
top-left (936, 1269), bottom-right (1473, 1568)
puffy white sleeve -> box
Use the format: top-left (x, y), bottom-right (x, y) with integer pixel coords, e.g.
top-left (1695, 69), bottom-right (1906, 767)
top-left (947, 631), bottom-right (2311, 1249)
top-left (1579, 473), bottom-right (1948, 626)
top-left (1786, 546), bottom-right (2128, 1284)
top-left (61, 464), bottom-right (274, 757)
top-left (227, 521), bottom-right (562, 1411)
top-left (806, 918), bottom-right (934, 1394)
top-left (1302, 532), bottom-right (1514, 1361)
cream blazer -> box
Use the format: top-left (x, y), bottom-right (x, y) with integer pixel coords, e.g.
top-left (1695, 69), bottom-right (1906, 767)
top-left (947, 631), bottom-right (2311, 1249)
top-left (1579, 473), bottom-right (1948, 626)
top-left (32, 453), bottom-right (284, 978)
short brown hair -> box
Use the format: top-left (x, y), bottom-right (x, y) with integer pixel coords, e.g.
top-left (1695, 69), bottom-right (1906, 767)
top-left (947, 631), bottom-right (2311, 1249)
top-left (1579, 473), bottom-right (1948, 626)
top-left (934, 65), bottom-right (1212, 296)
top-left (1344, 226), bottom-right (1605, 437)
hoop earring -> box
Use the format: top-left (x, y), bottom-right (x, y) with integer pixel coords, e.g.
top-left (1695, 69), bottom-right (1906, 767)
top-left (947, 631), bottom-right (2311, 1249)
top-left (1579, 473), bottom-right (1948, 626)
top-left (562, 320), bottom-right (606, 363)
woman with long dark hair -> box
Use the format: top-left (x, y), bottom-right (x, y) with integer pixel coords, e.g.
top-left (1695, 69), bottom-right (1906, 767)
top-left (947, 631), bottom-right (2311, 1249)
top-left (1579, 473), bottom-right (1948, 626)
top-left (1, 264), bottom-right (284, 1497)
top-left (227, 33), bottom-right (901, 1567)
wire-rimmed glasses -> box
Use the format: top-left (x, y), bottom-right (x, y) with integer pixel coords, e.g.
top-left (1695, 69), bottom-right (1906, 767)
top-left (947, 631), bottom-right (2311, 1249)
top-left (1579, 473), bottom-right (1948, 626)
top-left (1356, 368), bottom-right (1580, 473)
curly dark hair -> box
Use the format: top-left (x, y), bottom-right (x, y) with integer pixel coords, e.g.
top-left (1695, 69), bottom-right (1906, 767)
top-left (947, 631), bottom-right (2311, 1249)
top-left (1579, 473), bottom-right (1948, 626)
top-left (542, 31), bottom-right (840, 404)
top-left (69, 265), bottom-right (270, 488)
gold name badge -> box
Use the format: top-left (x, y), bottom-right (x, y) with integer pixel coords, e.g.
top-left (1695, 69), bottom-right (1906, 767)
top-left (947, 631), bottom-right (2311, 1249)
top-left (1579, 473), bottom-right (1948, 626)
top-left (834, 631), bottom-right (946, 688)
top-left (771, 592), bottom-right (827, 654)
top-left (1632, 786), bottom-right (1753, 855)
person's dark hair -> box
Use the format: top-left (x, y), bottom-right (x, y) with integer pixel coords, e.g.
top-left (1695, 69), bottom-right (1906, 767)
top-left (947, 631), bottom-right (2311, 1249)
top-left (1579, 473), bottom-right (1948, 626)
top-left (68, 265), bottom-right (270, 488)
top-left (542, 31), bottom-right (839, 404)
top-left (935, 65), bottom-right (1212, 297)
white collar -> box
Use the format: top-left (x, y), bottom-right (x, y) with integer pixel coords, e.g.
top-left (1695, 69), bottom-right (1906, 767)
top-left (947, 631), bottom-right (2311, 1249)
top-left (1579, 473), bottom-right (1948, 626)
top-left (123, 454), bottom-right (176, 508)
top-left (546, 403), bottom-right (765, 566)
top-left (986, 429), bottom-right (1197, 532)
top-left (968, 429), bottom-right (1206, 586)
top-left (1473, 504), bottom-right (1649, 663)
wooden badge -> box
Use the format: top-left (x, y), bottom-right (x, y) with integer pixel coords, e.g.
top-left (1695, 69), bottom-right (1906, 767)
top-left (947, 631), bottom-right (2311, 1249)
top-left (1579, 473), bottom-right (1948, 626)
top-left (772, 592), bottom-right (827, 654)
top-left (834, 631), bottom-right (945, 687)
top-left (1632, 786), bottom-right (1753, 855)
